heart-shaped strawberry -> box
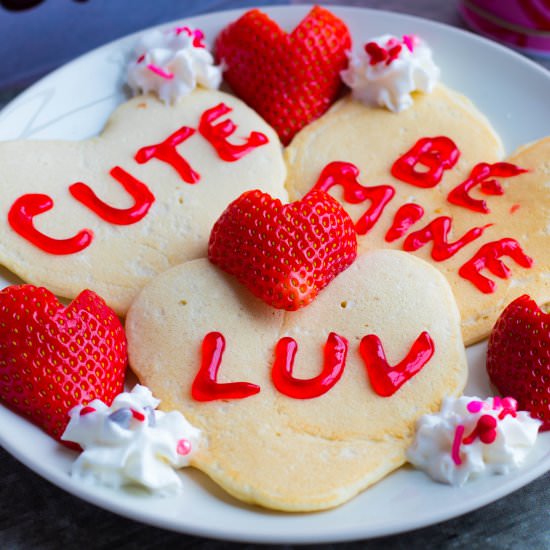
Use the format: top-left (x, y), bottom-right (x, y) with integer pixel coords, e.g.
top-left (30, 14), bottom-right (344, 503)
top-left (0, 285), bottom-right (127, 441)
top-left (214, 6), bottom-right (352, 145)
top-left (208, 189), bottom-right (357, 310)
top-left (487, 295), bottom-right (550, 430)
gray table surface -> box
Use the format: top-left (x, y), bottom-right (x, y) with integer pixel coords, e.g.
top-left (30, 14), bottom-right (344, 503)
top-left (1, 1), bottom-right (549, 548)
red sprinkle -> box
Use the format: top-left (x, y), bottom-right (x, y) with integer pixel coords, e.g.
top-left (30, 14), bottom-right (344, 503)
top-left (364, 41), bottom-right (388, 65)
top-left (466, 400), bottom-right (483, 413)
top-left (130, 409), bottom-right (146, 422)
top-left (463, 414), bottom-right (498, 445)
top-left (79, 406), bottom-right (96, 416)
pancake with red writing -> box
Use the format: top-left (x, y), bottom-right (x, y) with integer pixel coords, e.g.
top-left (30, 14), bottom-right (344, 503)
top-left (285, 85), bottom-right (549, 345)
top-left (0, 89), bottom-right (287, 315)
top-left (125, 250), bottom-right (467, 511)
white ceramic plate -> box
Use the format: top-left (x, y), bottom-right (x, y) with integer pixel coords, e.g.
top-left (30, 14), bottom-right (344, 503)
top-left (0, 5), bottom-right (548, 545)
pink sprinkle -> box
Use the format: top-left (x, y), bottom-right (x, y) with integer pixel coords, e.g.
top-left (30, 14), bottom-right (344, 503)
top-left (492, 396), bottom-right (503, 410)
top-left (174, 25), bottom-right (192, 36)
top-left (177, 438), bottom-right (192, 456)
top-left (498, 396), bottom-right (518, 419)
top-left (502, 397), bottom-right (517, 410)
top-left (386, 37), bottom-right (400, 48)
top-left (174, 26), bottom-right (205, 48)
top-left (80, 406), bottom-right (96, 416)
top-left (451, 425), bottom-right (465, 465)
top-left (467, 400), bottom-right (483, 413)
top-left (130, 409), bottom-right (146, 422)
top-left (403, 35), bottom-right (415, 52)
top-left (147, 64), bottom-right (174, 79)
top-left (192, 29), bottom-right (205, 48)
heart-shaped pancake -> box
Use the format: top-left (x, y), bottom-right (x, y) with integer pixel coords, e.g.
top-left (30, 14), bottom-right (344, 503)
top-left (0, 89), bottom-right (287, 315)
top-left (126, 250), bottom-right (467, 511)
top-left (285, 85), bottom-right (550, 345)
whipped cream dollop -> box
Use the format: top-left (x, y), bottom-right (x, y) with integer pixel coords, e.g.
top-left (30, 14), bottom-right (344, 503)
top-left (127, 25), bottom-right (222, 104)
top-left (407, 395), bottom-right (541, 486)
top-left (341, 34), bottom-right (440, 112)
top-left (62, 385), bottom-right (202, 496)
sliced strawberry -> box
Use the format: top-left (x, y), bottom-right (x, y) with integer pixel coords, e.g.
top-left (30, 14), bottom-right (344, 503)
top-left (487, 295), bottom-right (549, 430)
top-left (0, 285), bottom-right (127, 441)
top-left (214, 6), bottom-right (352, 145)
top-left (208, 189), bottom-right (357, 310)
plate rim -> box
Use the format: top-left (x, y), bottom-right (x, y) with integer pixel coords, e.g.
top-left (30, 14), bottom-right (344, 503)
top-left (0, 3), bottom-right (549, 545)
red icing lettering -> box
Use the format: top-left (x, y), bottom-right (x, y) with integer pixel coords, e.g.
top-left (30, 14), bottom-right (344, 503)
top-left (69, 167), bottom-right (155, 225)
top-left (391, 137), bottom-right (459, 188)
top-left (135, 125), bottom-right (199, 183)
top-left (384, 203), bottom-right (424, 242)
top-left (313, 161), bottom-right (395, 235)
top-left (191, 332), bottom-right (260, 401)
top-left (402, 216), bottom-right (491, 261)
top-left (447, 162), bottom-right (527, 213)
top-left (359, 332), bottom-right (434, 397)
top-left (458, 238), bottom-right (533, 293)
top-left (271, 332), bottom-right (348, 399)
top-left (8, 194), bottom-right (93, 255)
top-left (199, 103), bottom-right (268, 161)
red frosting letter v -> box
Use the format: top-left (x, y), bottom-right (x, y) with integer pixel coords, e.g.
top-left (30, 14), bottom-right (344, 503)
top-left (359, 332), bottom-right (435, 397)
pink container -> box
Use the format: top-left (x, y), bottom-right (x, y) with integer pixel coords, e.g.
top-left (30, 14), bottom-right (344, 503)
top-left (459, 0), bottom-right (550, 58)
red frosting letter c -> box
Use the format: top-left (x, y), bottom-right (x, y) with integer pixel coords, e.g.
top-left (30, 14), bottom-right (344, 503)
top-left (8, 193), bottom-right (93, 255)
